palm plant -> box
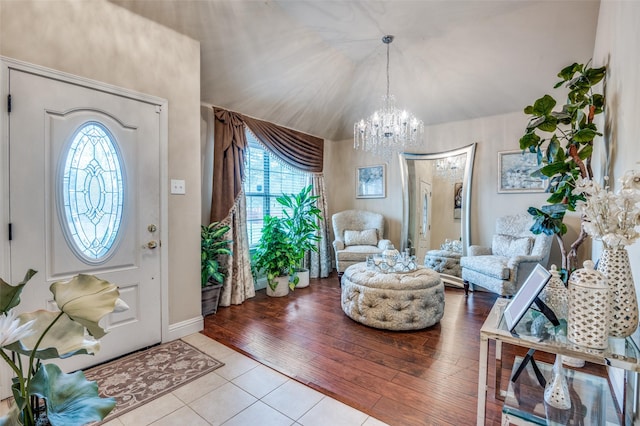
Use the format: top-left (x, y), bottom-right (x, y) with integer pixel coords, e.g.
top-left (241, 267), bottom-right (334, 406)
top-left (276, 185), bottom-right (323, 269)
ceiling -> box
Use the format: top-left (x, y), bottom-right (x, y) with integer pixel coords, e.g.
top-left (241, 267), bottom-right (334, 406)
top-left (110, 0), bottom-right (600, 141)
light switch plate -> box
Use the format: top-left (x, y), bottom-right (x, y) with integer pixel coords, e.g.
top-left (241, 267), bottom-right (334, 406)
top-left (171, 179), bottom-right (186, 195)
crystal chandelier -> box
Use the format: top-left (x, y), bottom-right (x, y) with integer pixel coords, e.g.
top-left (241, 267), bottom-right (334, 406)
top-left (435, 155), bottom-right (464, 182)
top-left (354, 35), bottom-right (424, 158)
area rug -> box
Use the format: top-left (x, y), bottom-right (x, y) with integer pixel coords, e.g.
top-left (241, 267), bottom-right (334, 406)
top-left (84, 339), bottom-right (224, 423)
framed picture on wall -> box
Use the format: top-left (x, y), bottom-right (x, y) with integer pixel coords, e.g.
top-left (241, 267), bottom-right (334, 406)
top-left (356, 164), bottom-right (386, 198)
top-left (498, 150), bottom-right (547, 193)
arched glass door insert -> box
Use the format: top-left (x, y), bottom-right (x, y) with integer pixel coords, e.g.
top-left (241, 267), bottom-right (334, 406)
top-left (59, 122), bottom-right (125, 263)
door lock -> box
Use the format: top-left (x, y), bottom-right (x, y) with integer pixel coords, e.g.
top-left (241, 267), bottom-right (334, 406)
top-left (147, 224), bottom-right (157, 233)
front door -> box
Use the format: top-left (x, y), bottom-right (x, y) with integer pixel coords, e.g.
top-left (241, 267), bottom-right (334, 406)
top-left (416, 179), bottom-right (432, 263)
top-left (7, 67), bottom-right (162, 371)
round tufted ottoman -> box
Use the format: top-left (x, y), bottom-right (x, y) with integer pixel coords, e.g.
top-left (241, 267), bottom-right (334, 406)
top-left (341, 263), bottom-right (445, 330)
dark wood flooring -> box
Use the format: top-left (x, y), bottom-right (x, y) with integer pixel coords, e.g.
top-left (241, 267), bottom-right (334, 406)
top-left (202, 272), bottom-right (607, 426)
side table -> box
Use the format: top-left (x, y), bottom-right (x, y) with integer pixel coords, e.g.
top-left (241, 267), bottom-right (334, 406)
top-left (477, 298), bottom-right (640, 425)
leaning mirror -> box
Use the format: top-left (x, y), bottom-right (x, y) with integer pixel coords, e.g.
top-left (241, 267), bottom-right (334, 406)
top-left (399, 143), bottom-right (476, 287)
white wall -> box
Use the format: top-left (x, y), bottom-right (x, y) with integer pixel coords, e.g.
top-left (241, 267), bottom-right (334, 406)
top-left (0, 0), bottom-right (202, 329)
top-left (326, 111), bottom-right (587, 269)
top-left (592, 0), bottom-right (640, 413)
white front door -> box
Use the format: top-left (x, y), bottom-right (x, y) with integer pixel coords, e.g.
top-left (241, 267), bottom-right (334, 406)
top-left (7, 68), bottom-right (163, 371)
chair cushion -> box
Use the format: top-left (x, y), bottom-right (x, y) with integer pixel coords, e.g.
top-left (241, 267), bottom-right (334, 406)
top-left (492, 234), bottom-right (533, 257)
top-left (336, 245), bottom-right (383, 261)
top-left (460, 255), bottom-right (511, 280)
top-left (344, 228), bottom-right (378, 246)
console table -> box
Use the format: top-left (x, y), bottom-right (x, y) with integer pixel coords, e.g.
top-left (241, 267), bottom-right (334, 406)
top-left (477, 297), bottom-right (640, 425)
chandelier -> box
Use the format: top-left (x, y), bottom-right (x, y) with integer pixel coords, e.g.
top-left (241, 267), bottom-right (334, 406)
top-left (354, 35), bottom-right (424, 158)
top-left (435, 155), bottom-right (464, 182)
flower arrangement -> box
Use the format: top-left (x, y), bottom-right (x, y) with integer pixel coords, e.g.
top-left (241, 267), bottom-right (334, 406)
top-left (574, 170), bottom-right (640, 249)
top-left (0, 270), bottom-right (126, 426)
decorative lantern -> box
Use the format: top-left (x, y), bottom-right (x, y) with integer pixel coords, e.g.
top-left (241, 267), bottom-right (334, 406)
top-left (567, 260), bottom-right (609, 349)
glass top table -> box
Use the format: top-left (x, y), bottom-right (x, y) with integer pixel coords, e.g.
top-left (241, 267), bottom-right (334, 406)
top-left (477, 297), bottom-right (640, 425)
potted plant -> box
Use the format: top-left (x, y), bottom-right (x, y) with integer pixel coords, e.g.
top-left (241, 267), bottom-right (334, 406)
top-left (0, 270), bottom-right (126, 426)
top-left (201, 221), bottom-right (232, 315)
top-left (252, 215), bottom-right (298, 297)
top-left (276, 185), bottom-right (323, 288)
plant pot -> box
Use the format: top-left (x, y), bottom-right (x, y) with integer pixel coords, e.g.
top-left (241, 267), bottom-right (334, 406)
top-left (202, 283), bottom-right (223, 316)
top-left (295, 268), bottom-right (310, 288)
top-left (266, 275), bottom-right (290, 297)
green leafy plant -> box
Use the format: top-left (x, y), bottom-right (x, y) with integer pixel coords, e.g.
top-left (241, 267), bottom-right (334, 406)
top-left (276, 185), bottom-right (323, 269)
top-left (252, 215), bottom-right (299, 291)
top-left (518, 61), bottom-right (606, 278)
top-left (0, 270), bottom-right (125, 426)
top-left (201, 222), bottom-right (233, 287)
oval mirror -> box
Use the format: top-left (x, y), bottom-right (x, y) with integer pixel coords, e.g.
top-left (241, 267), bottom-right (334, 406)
top-left (399, 143), bottom-right (476, 287)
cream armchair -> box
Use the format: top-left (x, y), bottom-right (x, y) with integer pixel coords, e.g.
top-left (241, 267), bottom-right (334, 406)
top-left (332, 210), bottom-right (392, 282)
top-left (460, 213), bottom-right (553, 296)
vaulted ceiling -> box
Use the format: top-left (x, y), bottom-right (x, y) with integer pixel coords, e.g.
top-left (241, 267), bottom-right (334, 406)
top-left (110, 0), bottom-right (600, 141)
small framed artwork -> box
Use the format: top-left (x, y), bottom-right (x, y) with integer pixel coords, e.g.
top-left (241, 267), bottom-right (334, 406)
top-left (498, 150), bottom-right (547, 193)
top-left (503, 264), bottom-right (552, 332)
top-left (453, 182), bottom-right (462, 219)
top-left (356, 164), bottom-right (386, 198)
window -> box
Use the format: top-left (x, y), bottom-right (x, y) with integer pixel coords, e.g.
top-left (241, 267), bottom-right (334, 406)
top-left (244, 130), bottom-right (308, 247)
top-left (60, 122), bottom-right (124, 263)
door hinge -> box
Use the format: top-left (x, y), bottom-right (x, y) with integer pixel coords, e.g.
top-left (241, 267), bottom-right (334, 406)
top-left (8, 223), bottom-right (12, 241)
top-left (7, 94), bottom-right (11, 113)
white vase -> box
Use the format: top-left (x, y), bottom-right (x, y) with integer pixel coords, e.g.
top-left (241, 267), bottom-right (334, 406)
top-left (598, 248), bottom-right (639, 338)
top-left (539, 264), bottom-right (569, 320)
top-left (567, 260), bottom-right (609, 349)
top-left (544, 355), bottom-right (571, 410)
top-left (266, 275), bottom-right (290, 297)
top-left (294, 268), bottom-right (310, 288)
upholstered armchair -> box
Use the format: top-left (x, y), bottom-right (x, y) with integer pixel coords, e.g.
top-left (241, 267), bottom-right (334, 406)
top-left (332, 210), bottom-right (392, 281)
top-left (460, 213), bottom-right (553, 296)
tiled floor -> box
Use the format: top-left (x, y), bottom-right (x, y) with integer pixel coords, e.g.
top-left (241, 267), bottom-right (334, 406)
top-left (102, 333), bottom-right (389, 426)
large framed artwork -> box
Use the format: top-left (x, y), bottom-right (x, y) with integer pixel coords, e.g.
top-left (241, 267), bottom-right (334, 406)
top-left (356, 164), bottom-right (386, 199)
top-left (453, 182), bottom-right (462, 219)
top-left (498, 150), bottom-right (547, 193)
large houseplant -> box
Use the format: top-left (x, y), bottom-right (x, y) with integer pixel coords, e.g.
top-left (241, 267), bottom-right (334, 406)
top-left (201, 221), bottom-right (232, 315)
top-left (518, 61), bottom-right (606, 280)
top-left (252, 215), bottom-right (298, 296)
top-left (0, 270), bottom-right (125, 426)
top-left (276, 185), bottom-right (323, 288)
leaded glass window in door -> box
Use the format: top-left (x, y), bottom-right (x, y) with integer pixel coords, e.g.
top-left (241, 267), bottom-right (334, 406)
top-left (60, 122), bottom-right (124, 263)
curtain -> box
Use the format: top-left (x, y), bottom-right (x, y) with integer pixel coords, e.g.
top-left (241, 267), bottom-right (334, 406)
top-left (243, 114), bottom-right (323, 173)
top-left (309, 174), bottom-right (332, 278)
top-left (219, 192), bottom-right (255, 306)
top-left (211, 108), bottom-right (248, 223)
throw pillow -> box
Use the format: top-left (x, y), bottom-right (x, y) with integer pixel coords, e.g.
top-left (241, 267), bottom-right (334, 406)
top-left (344, 228), bottom-right (378, 246)
top-left (492, 234), bottom-right (534, 257)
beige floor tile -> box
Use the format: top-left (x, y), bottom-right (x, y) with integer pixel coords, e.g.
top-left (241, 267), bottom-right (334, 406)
top-left (183, 333), bottom-right (236, 359)
top-left (261, 379), bottom-right (324, 420)
top-left (150, 406), bottom-right (210, 426)
top-left (362, 416), bottom-right (390, 426)
top-left (232, 364), bottom-right (289, 399)
top-left (214, 352), bottom-right (260, 381)
top-left (222, 401), bottom-right (294, 426)
top-left (173, 371), bottom-right (228, 404)
top-left (101, 418), bottom-right (125, 426)
top-left (118, 393), bottom-right (184, 426)
top-left (189, 382), bottom-right (256, 426)
top-left (297, 397), bottom-right (369, 426)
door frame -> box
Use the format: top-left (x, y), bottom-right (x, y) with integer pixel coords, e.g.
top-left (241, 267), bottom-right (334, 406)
top-left (0, 57), bottom-right (170, 394)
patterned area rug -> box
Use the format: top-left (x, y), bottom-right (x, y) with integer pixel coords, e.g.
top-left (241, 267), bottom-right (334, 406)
top-left (84, 339), bottom-right (224, 423)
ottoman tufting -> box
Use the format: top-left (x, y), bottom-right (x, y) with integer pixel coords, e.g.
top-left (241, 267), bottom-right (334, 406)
top-left (341, 263), bottom-right (445, 330)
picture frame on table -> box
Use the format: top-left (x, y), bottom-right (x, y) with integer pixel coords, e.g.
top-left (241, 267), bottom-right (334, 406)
top-left (497, 150), bottom-right (547, 193)
top-left (503, 264), bottom-right (553, 332)
top-left (356, 164), bottom-right (386, 199)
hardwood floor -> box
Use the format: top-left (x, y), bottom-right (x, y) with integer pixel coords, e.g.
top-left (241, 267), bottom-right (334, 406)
top-left (202, 272), bottom-right (606, 425)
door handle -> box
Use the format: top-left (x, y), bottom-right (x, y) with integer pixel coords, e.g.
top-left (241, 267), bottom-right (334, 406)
top-left (143, 240), bottom-right (158, 249)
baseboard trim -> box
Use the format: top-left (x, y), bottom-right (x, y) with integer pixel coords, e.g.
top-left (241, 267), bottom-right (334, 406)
top-left (165, 316), bottom-right (204, 342)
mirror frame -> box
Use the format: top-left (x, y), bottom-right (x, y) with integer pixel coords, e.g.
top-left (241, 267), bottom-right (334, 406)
top-left (399, 143), bottom-right (476, 286)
